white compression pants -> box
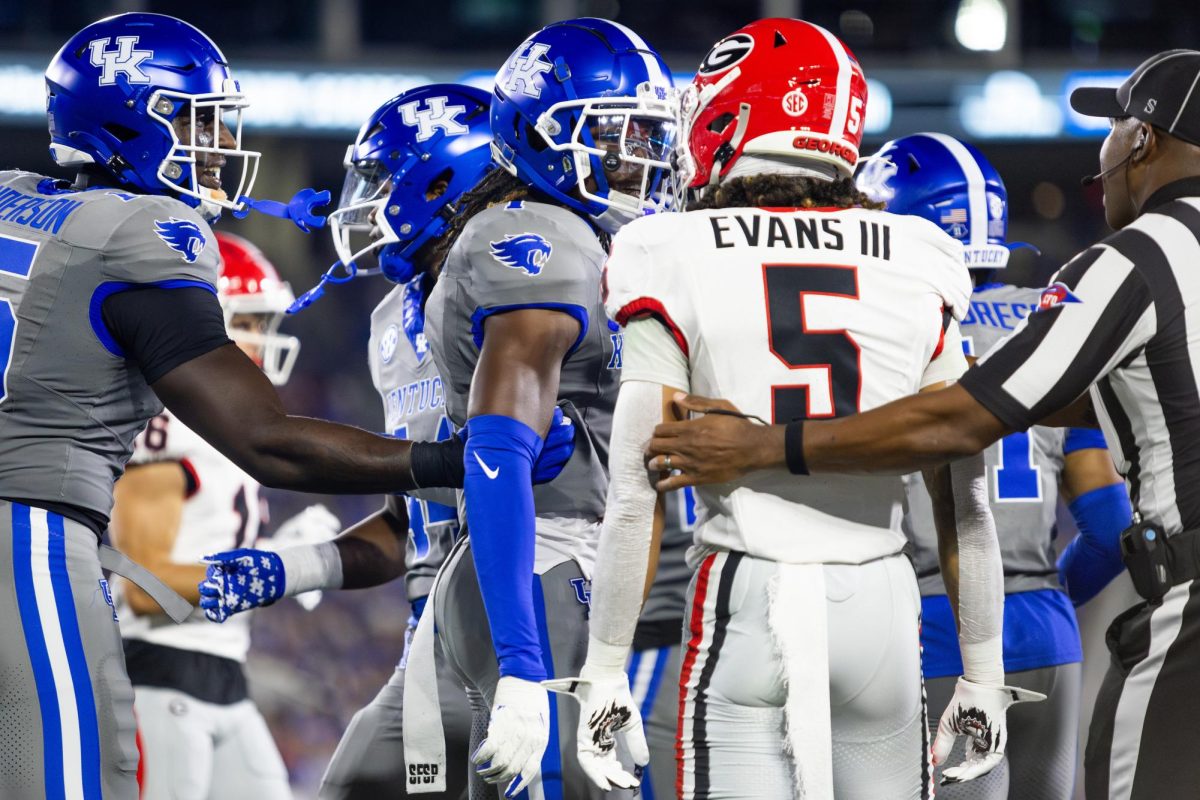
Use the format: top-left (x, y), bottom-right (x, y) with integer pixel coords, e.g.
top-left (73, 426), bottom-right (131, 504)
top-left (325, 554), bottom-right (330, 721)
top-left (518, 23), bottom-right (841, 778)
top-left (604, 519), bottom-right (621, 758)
top-left (134, 686), bottom-right (291, 800)
top-left (676, 551), bottom-right (930, 800)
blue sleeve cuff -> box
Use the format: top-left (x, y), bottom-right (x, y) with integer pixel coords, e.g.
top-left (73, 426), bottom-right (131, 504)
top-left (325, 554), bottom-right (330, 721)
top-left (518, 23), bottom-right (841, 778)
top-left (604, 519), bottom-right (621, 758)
top-left (1063, 427), bottom-right (1108, 455)
top-left (469, 303), bottom-right (589, 355)
top-left (463, 414), bottom-right (546, 680)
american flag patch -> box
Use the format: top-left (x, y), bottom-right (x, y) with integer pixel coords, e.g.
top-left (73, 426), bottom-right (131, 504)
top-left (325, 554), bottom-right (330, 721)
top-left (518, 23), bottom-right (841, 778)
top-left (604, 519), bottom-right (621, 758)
top-left (940, 208), bottom-right (968, 224)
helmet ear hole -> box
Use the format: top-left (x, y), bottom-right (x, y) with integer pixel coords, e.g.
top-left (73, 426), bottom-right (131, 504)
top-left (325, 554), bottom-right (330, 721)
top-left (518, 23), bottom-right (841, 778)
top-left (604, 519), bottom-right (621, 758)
top-left (906, 153), bottom-right (921, 173)
top-left (524, 122), bottom-right (548, 153)
top-left (708, 112), bottom-right (736, 134)
top-left (102, 122), bottom-right (140, 142)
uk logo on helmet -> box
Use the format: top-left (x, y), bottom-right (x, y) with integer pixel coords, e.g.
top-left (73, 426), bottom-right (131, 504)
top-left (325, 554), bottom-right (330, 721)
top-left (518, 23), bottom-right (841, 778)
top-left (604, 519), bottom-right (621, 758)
top-left (87, 36), bottom-right (153, 86)
top-left (154, 218), bottom-right (206, 263)
top-left (399, 97), bottom-right (469, 142)
top-left (489, 233), bottom-right (552, 276)
top-left (1036, 282), bottom-right (1083, 312)
top-left (502, 42), bottom-right (553, 99)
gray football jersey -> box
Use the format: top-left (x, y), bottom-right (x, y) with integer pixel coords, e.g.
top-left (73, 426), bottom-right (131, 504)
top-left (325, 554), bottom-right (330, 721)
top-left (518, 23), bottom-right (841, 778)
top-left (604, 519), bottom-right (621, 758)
top-left (640, 488), bottom-right (696, 625)
top-left (904, 283), bottom-right (1066, 595)
top-left (0, 171), bottom-right (219, 522)
top-left (368, 277), bottom-right (461, 602)
top-left (426, 200), bottom-right (618, 521)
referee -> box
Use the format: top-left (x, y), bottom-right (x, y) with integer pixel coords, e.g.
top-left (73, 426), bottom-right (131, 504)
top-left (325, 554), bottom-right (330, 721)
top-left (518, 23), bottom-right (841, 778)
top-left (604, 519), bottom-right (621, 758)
top-left (644, 49), bottom-right (1200, 799)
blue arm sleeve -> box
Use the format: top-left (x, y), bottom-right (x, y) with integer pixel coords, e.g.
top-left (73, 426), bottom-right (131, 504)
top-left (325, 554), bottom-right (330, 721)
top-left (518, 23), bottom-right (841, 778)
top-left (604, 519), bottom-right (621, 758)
top-left (462, 414), bottom-right (547, 681)
top-left (1057, 482), bottom-right (1133, 606)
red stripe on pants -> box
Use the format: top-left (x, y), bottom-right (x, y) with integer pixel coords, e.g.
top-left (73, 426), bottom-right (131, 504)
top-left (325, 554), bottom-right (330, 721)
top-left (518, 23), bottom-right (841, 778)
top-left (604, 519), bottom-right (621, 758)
top-left (676, 552), bottom-right (717, 799)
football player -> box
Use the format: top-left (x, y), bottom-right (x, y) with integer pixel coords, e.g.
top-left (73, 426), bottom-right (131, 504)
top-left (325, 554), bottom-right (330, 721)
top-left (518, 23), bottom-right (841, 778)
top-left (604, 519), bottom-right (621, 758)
top-left (0, 14), bottom-right (501, 799)
top-left (858, 133), bottom-right (1132, 798)
top-left (406, 17), bottom-right (680, 798)
top-left (110, 231), bottom-right (340, 799)
top-left (197, 85), bottom-right (574, 799)
top-left (554, 19), bottom-right (1038, 799)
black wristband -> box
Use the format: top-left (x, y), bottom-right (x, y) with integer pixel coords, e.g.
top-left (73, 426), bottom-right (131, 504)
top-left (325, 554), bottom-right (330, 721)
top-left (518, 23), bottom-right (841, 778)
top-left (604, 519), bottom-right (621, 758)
top-left (409, 436), bottom-right (466, 489)
top-left (784, 421), bottom-right (809, 475)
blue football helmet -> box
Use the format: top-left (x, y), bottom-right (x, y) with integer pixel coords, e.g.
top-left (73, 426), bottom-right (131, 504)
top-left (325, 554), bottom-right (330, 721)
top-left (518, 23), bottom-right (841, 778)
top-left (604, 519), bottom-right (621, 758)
top-left (491, 18), bottom-right (680, 233)
top-left (330, 84), bottom-right (495, 283)
top-left (45, 13), bottom-right (260, 220)
top-left (856, 132), bottom-right (1027, 271)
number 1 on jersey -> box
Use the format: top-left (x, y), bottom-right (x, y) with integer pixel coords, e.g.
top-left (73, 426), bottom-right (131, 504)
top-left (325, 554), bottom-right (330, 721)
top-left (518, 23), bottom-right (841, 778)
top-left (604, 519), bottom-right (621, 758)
top-left (762, 263), bottom-right (862, 423)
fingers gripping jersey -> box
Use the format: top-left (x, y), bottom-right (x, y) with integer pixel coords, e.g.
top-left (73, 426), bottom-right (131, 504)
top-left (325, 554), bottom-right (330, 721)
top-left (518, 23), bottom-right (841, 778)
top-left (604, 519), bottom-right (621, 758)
top-left (0, 171), bottom-right (219, 522)
top-left (904, 284), bottom-right (1067, 596)
top-left (605, 207), bottom-right (971, 565)
top-left (369, 277), bottom-right (460, 602)
top-left (426, 201), bottom-right (618, 526)
top-left (116, 410), bottom-right (262, 662)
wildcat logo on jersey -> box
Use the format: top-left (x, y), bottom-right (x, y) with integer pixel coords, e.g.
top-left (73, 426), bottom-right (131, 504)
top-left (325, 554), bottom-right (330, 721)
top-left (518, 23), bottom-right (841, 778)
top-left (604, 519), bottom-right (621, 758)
top-left (502, 42), bottom-right (553, 98)
top-left (88, 36), bottom-right (153, 86)
top-left (490, 233), bottom-right (551, 276)
top-left (399, 96), bottom-right (468, 142)
top-left (154, 218), bottom-right (206, 263)
top-left (1036, 282), bottom-right (1082, 312)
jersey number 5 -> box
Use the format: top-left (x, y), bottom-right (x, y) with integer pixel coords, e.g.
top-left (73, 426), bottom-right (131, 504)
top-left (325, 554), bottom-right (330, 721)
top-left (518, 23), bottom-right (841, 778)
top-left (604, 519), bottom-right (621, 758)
top-left (0, 233), bottom-right (39, 404)
top-left (763, 263), bottom-right (862, 423)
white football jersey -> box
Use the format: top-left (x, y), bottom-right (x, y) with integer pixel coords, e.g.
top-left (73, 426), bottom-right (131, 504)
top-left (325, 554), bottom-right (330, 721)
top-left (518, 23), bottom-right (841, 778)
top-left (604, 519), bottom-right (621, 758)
top-left (114, 409), bottom-right (263, 662)
top-left (605, 206), bottom-right (971, 566)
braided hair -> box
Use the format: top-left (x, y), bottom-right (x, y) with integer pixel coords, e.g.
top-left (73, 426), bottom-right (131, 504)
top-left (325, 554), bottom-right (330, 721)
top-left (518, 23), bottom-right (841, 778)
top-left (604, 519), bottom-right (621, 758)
top-left (428, 168), bottom-right (532, 267)
top-left (687, 174), bottom-right (884, 212)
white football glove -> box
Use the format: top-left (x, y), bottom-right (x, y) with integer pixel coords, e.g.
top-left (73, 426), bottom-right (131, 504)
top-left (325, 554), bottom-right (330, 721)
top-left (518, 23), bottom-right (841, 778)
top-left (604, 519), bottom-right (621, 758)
top-left (544, 665), bottom-right (648, 791)
top-left (261, 504), bottom-right (341, 611)
top-left (933, 677), bottom-right (1046, 784)
top-left (473, 676), bottom-right (550, 797)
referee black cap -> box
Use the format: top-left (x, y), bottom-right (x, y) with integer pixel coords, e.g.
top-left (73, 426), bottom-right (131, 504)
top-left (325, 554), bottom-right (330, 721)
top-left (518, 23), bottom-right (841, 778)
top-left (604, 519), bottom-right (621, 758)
top-left (1071, 50), bottom-right (1200, 148)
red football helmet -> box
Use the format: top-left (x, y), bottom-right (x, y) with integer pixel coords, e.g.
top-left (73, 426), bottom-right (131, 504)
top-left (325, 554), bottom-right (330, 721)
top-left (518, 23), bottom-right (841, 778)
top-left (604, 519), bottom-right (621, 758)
top-left (215, 232), bottom-right (300, 386)
top-left (684, 19), bottom-right (869, 188)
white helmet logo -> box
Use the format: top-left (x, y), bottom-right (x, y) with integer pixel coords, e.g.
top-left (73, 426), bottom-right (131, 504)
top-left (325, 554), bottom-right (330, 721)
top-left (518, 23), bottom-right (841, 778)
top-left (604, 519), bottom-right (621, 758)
top-left (697, 33), bottom-right (754, 76)
top-left (88, 36), bottom-right (153, 86)
top-left (399, 97), bottom-right (468, 142)
top-left (503, 42), bottom-right (553, 99)
top-left (782, 88), bottom-right (809, 117)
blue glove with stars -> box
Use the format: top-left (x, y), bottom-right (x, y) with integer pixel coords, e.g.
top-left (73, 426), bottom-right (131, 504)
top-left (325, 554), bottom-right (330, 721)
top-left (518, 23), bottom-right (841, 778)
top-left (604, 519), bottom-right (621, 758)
top-left (199, 549), bottom-right (285, 623)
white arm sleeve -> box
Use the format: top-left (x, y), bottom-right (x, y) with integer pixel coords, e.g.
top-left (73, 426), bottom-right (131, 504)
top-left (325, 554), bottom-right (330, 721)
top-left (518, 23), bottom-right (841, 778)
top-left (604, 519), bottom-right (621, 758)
top-left (619, 318), bottom-right (690, 390)
top-left (950, 452), bottom-right (1005, 685)
top-left (585, 379), bottom-right (666, 671)
top-left (920, 320), bottom-right (969, 389)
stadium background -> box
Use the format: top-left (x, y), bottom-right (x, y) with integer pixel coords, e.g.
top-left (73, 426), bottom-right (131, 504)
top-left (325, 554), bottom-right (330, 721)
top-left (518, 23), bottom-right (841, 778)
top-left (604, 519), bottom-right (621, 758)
top-left (1, 0), bottom-right (1195, 795)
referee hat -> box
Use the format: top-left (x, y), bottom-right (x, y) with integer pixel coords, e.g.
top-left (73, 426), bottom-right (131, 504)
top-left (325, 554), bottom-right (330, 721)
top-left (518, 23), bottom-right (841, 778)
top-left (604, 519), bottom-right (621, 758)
top-left (1071, 50), bottom-right (1200, 148)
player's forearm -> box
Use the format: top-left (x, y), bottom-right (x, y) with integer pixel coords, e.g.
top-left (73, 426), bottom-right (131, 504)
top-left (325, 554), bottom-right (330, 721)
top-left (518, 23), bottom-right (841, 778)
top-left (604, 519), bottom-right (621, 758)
top-left (802, 384), bottom-right (1005, 475)
top-left (334, 502), bottom-right (409, 590)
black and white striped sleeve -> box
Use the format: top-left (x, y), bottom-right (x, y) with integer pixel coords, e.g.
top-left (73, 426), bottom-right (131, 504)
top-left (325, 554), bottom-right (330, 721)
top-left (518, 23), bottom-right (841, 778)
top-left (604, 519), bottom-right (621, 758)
top-left (958, 238), bottom-right (1157, 430)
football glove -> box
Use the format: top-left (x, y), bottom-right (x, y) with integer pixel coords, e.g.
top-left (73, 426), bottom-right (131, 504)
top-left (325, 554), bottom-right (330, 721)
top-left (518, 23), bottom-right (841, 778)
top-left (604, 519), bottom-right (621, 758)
top-left (933, 677), bottom-right (1046, 784)
top-left (199, 549), bottom-right (285, 623)
top-left (544, 665), bottom-right (649, 791)
top-left (260, 504), bottom-right (341, 611)
top-left (532, 406), bottom-right (576, 484)
top-left (473, 676), bottom-right (550, 798)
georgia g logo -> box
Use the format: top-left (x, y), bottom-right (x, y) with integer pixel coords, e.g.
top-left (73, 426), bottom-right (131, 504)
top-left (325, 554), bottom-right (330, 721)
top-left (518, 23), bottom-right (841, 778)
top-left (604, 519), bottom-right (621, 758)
top-left (697, 33), bottom-right (754, 76)
top-left (1036, 281), bottom-right (1083, 312)
top-left (154, 218), bottom-right (206, 263)
top-left (88, 36), bottom-right (153, 86)
top-left (398, 96), bottom-right (468, 142)
top-left (490, 233), bottom-right (552, 276)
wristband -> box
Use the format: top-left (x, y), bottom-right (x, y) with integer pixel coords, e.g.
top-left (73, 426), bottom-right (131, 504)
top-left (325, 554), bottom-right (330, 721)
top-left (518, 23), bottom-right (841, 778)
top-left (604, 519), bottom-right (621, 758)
top-left (410, 437), bottom-right (466, 489)
top-left (278, 540), bottom-right (343, 596)
top-left (785, 421), bottom-right (809, 475)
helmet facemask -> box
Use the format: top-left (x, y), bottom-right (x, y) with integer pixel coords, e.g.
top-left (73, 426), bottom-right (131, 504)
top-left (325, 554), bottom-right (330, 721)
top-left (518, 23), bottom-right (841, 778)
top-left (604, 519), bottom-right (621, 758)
top-left (329, 150), bottom-right (397, 271)
top-left (223, 303), bottom-right (300, 386)
top-left (146, 79), bottom-right (261, 221)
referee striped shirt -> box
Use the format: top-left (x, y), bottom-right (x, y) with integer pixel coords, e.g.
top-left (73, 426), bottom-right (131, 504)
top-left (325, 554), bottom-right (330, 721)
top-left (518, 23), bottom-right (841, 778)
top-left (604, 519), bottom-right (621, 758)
top-left (960, 177), bottom-right (1200, 536)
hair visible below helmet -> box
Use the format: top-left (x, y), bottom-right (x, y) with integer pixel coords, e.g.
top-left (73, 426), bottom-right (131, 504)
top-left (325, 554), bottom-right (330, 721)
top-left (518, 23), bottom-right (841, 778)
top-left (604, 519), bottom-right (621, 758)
top-left (45, 13), bottom-right (260, 220)
top-left (490, 17), bottom-right (680, 233)
top-left (855, 132), bottom-right (1018, 272)
top-left (330, 83), bottom-right (495, 284)
top-left (216, 232), bottom-right (299, 385)
top-left (685, 19), bottom-right (868, 190)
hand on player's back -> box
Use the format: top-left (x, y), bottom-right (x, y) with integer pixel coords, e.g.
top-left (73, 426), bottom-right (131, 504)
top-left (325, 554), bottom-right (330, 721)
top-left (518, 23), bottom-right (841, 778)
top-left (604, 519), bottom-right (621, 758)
top-left (647, 393), bottom-right (782, 490)
top-left (198, 548), bottom-right (285, 623)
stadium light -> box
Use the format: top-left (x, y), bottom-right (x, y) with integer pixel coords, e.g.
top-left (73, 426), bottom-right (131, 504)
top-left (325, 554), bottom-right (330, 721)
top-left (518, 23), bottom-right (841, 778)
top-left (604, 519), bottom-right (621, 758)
top-left (954, 0), bottom-right (1007, 53)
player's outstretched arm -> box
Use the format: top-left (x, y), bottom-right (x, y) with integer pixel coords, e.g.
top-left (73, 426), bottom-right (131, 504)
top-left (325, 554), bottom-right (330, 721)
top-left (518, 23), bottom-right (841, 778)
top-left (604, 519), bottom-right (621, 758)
top-left (110, 461), bottom-right (204, 612)
top-left (1057, 433), bottom-right (1133, 605)
top-left (199, 496), bottom-right (409, 622)
top-left (462, 307), bottom-right (578, 796)
top-left (153, 343), bottom-right (463, 494)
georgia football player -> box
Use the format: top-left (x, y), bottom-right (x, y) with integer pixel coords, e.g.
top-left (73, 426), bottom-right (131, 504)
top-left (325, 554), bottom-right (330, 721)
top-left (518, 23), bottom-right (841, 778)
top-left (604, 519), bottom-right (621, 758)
top-left (111, 232), bottom-right (340, 799)
top-left (553, 19), bottom-right (1041, 800)
top-left (408, 18), bottom-right (680, 798)
top-left (857, 133), bottom-right (1132, 799)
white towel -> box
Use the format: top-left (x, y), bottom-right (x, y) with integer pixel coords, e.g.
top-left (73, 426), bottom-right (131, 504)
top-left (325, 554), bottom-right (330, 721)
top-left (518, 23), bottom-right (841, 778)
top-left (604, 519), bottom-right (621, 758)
top-left (401, 548), bottom-right (454, 794)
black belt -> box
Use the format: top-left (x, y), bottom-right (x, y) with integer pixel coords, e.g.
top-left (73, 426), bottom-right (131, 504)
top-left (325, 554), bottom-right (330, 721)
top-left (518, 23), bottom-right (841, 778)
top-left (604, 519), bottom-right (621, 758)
top-left (1121, 519), bottom-right (1200, 602)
